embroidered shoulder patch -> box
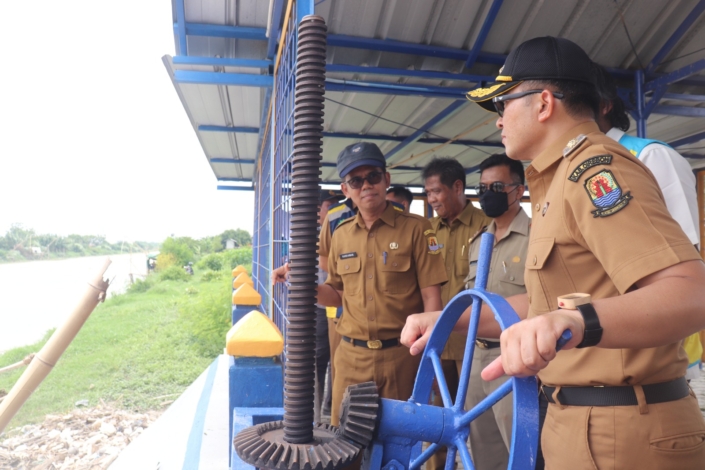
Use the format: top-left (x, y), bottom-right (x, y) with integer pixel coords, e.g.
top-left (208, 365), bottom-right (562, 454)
top-left (583, 170), bottom-right (632, 218)
top-left (426, 235), bottom-right (443, 254)
top-left (568, 155), bottom-right (613, 182)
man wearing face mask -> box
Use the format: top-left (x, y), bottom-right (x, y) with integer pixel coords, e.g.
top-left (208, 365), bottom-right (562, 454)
top-left (464, 153), bottom-right (529, 469)
top-left (422, 157), bottom-right (490, 470)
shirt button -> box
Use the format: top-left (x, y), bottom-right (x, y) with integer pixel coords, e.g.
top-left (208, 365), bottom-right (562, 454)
top-left (368, 296), bottom-right (373, 301)
top-left (345, 265), bottom-right (349, 270)
top-left (392, 262), bottom-right (398, 267)
top-left (533, 255), bottom-right (537, 265)
top-left (367, 274), bottom-right (373, 279)
top-left (449, 248), bottom-right (454, 253)
top-left (535, 203), bottom-right (540, 211)
top-left (510, 276), bottom-right (515, 281)
top-left (368, 253), bottom-right (373, 258)
top-left (369, 317), bottom-right (375, 321)
top-left (369, 232), bottom-right (375, 238)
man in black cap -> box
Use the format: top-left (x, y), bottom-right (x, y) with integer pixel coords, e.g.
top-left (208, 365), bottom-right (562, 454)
top-left (403, 37), bottom-right (705, 469)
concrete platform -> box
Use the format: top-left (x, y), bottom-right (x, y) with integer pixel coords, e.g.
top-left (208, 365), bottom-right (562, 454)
top-left (110, 355), bottom-right (230, 470)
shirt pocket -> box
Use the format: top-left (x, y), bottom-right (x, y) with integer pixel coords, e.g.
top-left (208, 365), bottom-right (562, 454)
top-left (525, 238), bottom-right (555, 314)
top-left (499, 261), bottom-right (526, 296)
top-left (455, 251), bottom-right (469, 279)
top-left (338, 256), bottom-right (362, 295)
top-left (381, 253), bottom-right (413, 294)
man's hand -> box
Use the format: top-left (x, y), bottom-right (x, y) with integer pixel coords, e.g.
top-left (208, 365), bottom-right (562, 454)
top-left (271, 262), bottom-right (291, 285)
top-left (401, 311), bottom-right (441, 356)
top-left (481, 309), bottom-right (584, 381)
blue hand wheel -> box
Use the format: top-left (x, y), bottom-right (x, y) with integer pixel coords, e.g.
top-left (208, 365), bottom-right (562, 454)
top-left (405, 232), bottom-right (571, 470)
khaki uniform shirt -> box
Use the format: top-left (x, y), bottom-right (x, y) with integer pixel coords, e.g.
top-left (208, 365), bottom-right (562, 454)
top-left (465, 207), bottom-right (530, 301)
top-left (525, 121), bottom-right (700, 387)
top-left (430, 202), bottom-right (491, 360)
top-left (326, 202), bottom-right (448, 341)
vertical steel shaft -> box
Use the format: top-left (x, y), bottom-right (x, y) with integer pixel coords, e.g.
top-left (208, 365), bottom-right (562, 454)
top-left (283, 15), bottom-right (327, 445)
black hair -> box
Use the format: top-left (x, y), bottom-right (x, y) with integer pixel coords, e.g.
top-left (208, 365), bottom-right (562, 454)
top-left (386, 186), bottom-right (414, 206)
top-left (592, 63), bottom-right (631, 132)
top-left (523, 79), bottom-right (601, 121)
top-left (479, 154), bottom-right (525, 185)
top-left (421, 157), bottom-right (466, 190)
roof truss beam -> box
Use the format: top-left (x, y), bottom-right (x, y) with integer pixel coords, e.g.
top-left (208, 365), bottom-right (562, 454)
top-left (647, 0), bottom-right (705, 72)
top-left (670, 131), bottom-right (705, 148)
top-left (465, 0), bottom-right (505, 69)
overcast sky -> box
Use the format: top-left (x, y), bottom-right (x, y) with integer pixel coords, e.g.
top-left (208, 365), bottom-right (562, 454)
top-left (0, 1), bottom-right (254, 243)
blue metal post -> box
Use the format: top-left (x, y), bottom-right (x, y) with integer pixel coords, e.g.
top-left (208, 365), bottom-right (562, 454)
top-left (465, 0), bottom-right (504, 69)
top-left (647, 0), bottom-right (705, 72)
top-left (384, 100), bottom-right (466, 161)
top-left (267, 0), bottom-right (286, 59)
top-left (174, 0), bottom-right (188, 55)
top-left (671, 131), bottom-right (705, 148)
top-left (297, 0), bottom-right (314, 22)
top-left (635, 70), bottom-right (646, 138)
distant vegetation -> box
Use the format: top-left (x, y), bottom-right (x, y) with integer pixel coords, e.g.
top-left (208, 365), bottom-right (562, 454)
top-left (0, 225), bottom-right (252, 264)
top-left (0, 224), bottom-right (159, 263)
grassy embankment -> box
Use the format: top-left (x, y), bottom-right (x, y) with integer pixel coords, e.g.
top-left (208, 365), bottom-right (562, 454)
top-left (0, 248), bottom-right (252, 430)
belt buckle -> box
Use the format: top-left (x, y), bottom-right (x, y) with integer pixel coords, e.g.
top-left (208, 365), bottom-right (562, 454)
top-left (475, 339), bottom-right (489, 349)
top-left (367, 340), bottom-right (383, 349)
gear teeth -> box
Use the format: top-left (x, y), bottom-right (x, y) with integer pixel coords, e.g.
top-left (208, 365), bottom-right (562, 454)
top-left (234, 421), bottom-right (360, 470)
top-left (337, 382), bottom-right (380, 447)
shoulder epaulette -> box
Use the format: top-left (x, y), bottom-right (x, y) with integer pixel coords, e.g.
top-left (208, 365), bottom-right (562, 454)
top-left (390, 201), bottom-right (405, 212)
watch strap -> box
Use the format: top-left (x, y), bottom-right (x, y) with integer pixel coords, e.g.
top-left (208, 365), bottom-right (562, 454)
top-left (575, 303), bottom-right (603, 348)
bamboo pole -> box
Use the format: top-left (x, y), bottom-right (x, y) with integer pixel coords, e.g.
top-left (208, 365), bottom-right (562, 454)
top-left (0, 259), bottom-right (111, 433)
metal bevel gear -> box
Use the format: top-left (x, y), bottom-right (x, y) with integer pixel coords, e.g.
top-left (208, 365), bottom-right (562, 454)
top-left (337, 382), bottom-right (380, 447)
top-left (234, 421), bottom-right (360, 470)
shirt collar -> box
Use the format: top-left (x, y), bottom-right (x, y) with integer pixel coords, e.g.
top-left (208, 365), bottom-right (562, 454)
top-left (439, 200), bottom-right (475, 228)
top-left (527, 121), bottom-right (600, 175)
top-left (606, 127), bottom-right (624, 141)
top-left (354, 201), bottom-right (397, 229)
top-left (486, 206), bottom-right (530, 239)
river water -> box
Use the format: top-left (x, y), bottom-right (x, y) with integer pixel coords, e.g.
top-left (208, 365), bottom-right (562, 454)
top-left (0, 253), bottom-right (146, 353)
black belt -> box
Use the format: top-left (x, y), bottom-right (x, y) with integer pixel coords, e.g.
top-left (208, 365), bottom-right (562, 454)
top-left (342, 336), bottom-right (399, 350)
top-left (475, 339), bottom-right (501, 349)
top-left (542, 377), bottom-right (689, 406)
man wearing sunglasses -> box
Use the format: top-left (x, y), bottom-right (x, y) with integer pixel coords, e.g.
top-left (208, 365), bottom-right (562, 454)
top-left (402, 36), bottom-right (705, 469)
top-left (317, 142), bottom-right (447, 429)
top-left (463, 153), bottom-right (529, 470)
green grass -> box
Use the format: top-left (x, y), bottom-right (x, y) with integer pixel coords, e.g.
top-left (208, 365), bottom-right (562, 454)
top-left (0, 270), bottom-right (235, 429)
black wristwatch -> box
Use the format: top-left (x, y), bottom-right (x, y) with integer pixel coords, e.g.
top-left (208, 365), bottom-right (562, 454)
top-left (575, 303), bottom-right (603, 348)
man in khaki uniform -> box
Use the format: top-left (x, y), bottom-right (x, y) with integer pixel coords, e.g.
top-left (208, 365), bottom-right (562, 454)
top-left (403, 37), bottom-right (705, 469)
top-left (421, 157), bottom-right (490, 470)
top-left (318, 142), bottom-right (447, 427)
top-left (464, 153), bottom-right (529, 469)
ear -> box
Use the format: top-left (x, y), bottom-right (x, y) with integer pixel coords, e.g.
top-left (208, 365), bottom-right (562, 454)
top-left (514, 184), bottom-right (525, 204)
top-left (453, 179), bottom-right (464, 195)
top-left (600, 99), bottom-right (613, 117)
top-left (341, 182), bottom-right (349, 198)
top-left (537, 90), bottom-right (557, 123)
top-left (384, 171), bottom-right (391, 189)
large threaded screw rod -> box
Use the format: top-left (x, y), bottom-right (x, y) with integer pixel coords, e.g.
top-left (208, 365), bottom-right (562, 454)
top-left (284, 13), bottom-right (327, 445)
top-left (234, 16), bottom-right (363, 470)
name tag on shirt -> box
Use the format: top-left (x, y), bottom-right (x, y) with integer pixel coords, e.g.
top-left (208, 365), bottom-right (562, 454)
top-left (340, 252), bottom-right (358, 259)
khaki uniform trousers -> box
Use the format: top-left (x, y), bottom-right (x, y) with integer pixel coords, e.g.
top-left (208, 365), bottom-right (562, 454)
top-left (465, 346), bottom-right (512, 470)
top-left (328, 317), bottom-right (342, 387)
top-left (331, 340), bottom-right (421, 426)
top-left (542, 393), bottom-right (705, 470)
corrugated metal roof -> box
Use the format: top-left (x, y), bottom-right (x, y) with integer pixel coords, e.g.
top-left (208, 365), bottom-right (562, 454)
top-left (165, 0), bottom-right (705, 187)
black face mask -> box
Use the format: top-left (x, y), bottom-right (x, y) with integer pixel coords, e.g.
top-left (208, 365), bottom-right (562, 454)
top-left (479, 190), bottom-right (509, 218)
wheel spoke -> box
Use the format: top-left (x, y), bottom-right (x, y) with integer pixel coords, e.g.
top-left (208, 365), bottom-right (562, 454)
top-left (455, 296), bottom-right (482, 408)
top-left (444, 446), bottom-right (457, 470)
top-left (455, 437), bottom-right (476, 470)
top-left (429, 350), bottom-right (453, 408)
top-left (457, 379), bottom-right (513, 429)
top-left (409, 443), bottom-right (440, 470)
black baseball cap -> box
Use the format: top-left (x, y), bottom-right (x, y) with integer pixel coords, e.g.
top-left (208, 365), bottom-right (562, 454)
top-left (467, 36), bottom-right (596, 112)
top-left (337, 142), bottom-right (386, 178)
top-left (318, 189), bottom-right (344, 205)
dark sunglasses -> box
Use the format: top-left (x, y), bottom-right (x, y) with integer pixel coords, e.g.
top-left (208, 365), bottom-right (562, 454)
top-left (344, 170), bottom-right (384, 190)
top-left (476, 181), bottom-right (521, 195)
top-left (493, 89), bottom-right (564, 117)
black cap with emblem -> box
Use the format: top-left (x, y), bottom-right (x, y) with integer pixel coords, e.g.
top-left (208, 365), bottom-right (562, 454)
top-left (467, 36), bottom-right (596, 112)
top-left (337, 142), bottom-right (386, 178)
